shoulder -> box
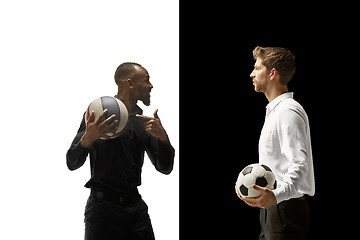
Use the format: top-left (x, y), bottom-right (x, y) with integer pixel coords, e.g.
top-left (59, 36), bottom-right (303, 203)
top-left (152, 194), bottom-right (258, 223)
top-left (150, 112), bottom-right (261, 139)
top-left (277, 98), bottom-right (303, 112)
top-left (276, 99), bottom-right (308, 125)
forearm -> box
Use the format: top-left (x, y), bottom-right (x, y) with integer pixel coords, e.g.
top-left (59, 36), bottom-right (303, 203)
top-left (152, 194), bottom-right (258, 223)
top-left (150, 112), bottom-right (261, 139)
top-left (66, 115), bottom-right (89, 170)
top-left (273, 158), bottom-right (308, 203)
top-left (66, 140), bottom-right (89, 170)
top-left (147, 136), bottom-right (175, 174)
top-left (156, 138), bottom-right (175, 174)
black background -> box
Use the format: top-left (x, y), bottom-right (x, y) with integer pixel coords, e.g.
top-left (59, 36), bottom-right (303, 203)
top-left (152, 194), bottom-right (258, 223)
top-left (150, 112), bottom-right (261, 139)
top-left (180, 3), bottom-right (358, 239)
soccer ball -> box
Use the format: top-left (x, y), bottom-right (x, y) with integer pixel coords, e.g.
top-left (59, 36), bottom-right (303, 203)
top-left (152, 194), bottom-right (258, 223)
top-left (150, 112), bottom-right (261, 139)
top-left (236, 163), bottom-right (277, 198)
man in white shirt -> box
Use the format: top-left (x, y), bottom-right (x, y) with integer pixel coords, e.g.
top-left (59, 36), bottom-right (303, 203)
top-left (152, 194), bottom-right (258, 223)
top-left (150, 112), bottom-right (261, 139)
top-left (235, 46), bottom-right (315, 239)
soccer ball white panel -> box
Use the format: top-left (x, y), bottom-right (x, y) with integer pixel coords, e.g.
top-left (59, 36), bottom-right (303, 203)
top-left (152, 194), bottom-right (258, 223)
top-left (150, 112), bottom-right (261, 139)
top-left (264, 171), bottom-right (276, 187)
top-left (247, 187), bottom-right (261, 198)
top-left (242, 174), bottom-right (256, 188)
top-left (251, 164), bottom-right (265, 177)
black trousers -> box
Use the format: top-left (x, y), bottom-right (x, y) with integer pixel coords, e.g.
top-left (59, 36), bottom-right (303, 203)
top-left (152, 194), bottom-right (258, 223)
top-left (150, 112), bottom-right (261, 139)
top-left (84, 195), bottom-right (155, 240)
top-left (259, 197), bottom-right (310, 240)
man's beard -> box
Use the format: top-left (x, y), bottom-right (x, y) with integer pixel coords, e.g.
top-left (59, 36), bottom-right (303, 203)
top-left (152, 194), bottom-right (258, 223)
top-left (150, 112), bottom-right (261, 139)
top-left (141, 95), bottom-right (151, 106)
top-left (254, 82), bottom-right (266, 93)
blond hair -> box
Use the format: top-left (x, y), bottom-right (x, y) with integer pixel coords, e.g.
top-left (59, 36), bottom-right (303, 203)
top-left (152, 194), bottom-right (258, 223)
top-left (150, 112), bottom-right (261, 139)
top-left (252, 46), bottom-right (296, 86)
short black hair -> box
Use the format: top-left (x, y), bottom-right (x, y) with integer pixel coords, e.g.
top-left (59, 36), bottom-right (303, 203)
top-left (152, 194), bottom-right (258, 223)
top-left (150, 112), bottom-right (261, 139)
top-left (114, 62), bottom-right (142, 85)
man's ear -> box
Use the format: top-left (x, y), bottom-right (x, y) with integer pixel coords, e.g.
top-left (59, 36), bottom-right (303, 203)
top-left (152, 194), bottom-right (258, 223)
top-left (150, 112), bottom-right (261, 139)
top-left (127, 79), bottom-right (134, 88)
top-left (269, 68), bottom-right (278, 81)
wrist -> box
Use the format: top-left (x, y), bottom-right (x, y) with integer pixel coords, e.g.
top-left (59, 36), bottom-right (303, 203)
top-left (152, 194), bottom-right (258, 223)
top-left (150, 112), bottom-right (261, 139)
top-left (158, 131), bottom-right (168, 142)
top-left (80, 132), bottom-right (95, 149)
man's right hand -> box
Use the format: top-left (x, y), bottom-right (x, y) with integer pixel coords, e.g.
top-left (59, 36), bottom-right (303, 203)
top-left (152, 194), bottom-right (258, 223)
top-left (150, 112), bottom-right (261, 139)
top-left (80, 109), bottom-right (118, 148)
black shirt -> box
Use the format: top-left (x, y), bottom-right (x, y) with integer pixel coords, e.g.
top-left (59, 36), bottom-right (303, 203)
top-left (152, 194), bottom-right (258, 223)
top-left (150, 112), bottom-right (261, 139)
top-left (66, 104), bottom-right (175, 195)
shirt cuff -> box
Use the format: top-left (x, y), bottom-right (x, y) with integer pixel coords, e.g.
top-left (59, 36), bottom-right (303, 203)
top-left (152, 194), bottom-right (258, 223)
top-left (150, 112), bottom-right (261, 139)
top-left (75, 141), bottom-right (90, 156)
top-left (273, 187), bottom-right (288, 204)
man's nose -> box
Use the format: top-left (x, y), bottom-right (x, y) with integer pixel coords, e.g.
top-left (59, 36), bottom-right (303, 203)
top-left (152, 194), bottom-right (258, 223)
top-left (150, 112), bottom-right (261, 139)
top-left (250, 70), bottom-right (255, 78)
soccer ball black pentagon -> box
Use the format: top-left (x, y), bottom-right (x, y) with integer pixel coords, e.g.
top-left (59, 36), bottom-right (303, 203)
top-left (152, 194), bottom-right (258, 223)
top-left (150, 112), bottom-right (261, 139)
top-left (236, 163), bottom-right (277, 198)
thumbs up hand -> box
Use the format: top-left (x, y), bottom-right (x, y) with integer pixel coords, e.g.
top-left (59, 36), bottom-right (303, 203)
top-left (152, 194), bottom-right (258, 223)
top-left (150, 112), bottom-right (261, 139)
top-left (136, 109), bottom-right (168, 141)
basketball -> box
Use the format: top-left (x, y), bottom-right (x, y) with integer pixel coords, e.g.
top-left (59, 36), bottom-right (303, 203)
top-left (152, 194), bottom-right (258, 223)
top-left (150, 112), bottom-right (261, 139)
top-left (85, 96), bottom-right (128, 139)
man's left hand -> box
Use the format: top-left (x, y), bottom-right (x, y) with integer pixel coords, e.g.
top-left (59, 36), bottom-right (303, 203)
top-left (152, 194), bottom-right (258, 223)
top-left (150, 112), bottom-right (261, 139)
top-left (136, 109), bottom-right (168, 141)
top-left (237, 184), bottom-right (277, 209)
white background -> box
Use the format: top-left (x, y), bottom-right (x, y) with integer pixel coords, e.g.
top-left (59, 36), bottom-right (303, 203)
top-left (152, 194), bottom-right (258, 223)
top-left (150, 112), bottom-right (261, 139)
top-left (0, 0), bottom-right (179, 239)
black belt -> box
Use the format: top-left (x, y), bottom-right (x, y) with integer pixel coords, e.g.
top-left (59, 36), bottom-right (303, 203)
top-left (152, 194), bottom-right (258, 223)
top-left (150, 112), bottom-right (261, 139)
top-left (90, 189), bottom-right (140, 205)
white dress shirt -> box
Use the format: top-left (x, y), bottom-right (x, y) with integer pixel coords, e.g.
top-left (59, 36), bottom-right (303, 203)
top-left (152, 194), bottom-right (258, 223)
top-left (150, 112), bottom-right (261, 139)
top-left (259, 92), bottom-right (315, 204)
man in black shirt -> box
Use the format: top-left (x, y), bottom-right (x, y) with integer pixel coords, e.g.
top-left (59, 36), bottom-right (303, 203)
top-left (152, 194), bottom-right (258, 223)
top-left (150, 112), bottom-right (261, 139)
top-left (66, 62), bottom-right (175, 240)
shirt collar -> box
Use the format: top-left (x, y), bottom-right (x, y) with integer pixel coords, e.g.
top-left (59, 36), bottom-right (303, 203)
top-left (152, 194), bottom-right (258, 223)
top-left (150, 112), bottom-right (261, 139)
top-left (114, 95), bottom-right (143, 115)
top-left (266, 92), bottom-right (294, 113)
top-left (131, 104), bottom-right (143, 115)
